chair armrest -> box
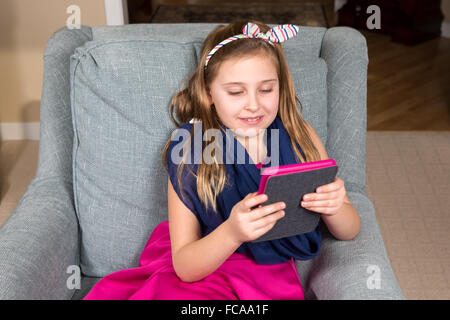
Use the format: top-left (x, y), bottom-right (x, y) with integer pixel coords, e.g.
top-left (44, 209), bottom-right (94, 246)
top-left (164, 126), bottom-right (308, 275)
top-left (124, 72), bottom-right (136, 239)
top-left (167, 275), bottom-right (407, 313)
top-left (0, 177), bottom-right (79, 299)
top-left (296, 191), bottom-right (405, 299)
top-left (295, 26), bottom-right (405, 299)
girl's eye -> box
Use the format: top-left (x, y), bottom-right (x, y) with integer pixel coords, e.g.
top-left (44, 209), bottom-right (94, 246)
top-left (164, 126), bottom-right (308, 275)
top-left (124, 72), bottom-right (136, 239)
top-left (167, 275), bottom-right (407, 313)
top-left (228, 89), bottom-right (272, 95)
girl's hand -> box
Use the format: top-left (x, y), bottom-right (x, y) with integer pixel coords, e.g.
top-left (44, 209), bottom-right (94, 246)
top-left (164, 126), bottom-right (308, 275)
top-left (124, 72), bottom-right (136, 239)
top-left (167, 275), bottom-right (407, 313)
top-left (300, 177), bottom-right (346, 217)
top-left (226, 192), bottom-right (286, 244)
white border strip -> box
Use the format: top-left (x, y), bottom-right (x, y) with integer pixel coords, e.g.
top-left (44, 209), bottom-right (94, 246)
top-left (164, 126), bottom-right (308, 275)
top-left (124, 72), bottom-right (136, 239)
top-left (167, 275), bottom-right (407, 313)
top-left (104, 0), bottom-right (128, 25)
top-left (0, 122), bottom-right (40, 140)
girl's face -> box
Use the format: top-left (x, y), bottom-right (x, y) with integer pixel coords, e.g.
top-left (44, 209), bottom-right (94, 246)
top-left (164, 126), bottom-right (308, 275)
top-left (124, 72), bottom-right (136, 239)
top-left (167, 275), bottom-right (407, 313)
top-left (206, 53), bottom-right (279, 138)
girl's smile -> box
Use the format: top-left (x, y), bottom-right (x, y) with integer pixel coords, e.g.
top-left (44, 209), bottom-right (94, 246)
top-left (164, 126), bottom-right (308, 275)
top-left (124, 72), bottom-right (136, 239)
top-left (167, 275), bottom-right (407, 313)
top-left (239, 115), bottom-right (264, 125)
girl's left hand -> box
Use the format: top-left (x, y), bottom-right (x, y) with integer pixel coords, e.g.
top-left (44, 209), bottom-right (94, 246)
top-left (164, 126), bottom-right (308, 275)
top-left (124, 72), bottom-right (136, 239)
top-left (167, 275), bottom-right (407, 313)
top-left (300, 177), bottom-right (346, 217)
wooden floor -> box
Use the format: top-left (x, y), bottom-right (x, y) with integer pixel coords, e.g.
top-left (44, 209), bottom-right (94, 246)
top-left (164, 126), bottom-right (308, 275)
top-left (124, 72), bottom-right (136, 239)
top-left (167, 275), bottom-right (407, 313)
top-left (362, 30), bottom-right (450, 131)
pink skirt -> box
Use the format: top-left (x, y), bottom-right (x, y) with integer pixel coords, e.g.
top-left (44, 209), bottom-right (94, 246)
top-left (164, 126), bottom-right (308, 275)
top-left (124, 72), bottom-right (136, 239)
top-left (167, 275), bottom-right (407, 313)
top-left (83, 220), bottom-right (304, 300)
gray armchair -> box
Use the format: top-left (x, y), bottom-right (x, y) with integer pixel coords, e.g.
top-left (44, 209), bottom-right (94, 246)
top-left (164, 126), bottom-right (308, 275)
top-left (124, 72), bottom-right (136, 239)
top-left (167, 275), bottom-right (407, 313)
top-left (0, 23), bottom-right (404, 300)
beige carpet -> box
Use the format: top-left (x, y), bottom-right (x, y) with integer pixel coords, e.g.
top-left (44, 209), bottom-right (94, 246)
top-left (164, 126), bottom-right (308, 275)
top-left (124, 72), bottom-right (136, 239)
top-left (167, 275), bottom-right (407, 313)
top-left (0, 131), bottom-right (449, 299)
top-left (365, 132), bottom-right (450, 300)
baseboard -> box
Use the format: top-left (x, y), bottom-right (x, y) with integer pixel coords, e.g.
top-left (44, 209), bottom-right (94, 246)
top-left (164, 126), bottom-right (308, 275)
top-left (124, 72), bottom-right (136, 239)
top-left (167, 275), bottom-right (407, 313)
top-left (442, 21), bottom-right (450, 38)
top-left (0, 122), bottom-right (40, 140)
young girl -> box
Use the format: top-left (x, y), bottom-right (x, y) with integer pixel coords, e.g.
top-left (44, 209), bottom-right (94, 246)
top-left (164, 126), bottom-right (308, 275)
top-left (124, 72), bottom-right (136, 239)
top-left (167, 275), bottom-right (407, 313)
top-left (83, 20), bottom-right (360, 300)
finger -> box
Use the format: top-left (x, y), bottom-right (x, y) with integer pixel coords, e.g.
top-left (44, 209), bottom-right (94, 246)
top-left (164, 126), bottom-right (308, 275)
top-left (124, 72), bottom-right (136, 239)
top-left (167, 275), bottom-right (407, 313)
top-left (243, 193), bottom-right (268, 210)
top-left (303, 190), bottom-right (339, 201)
top-left (249, 192), bottom-right (264, 209)
top-left (241, 193), bottom-right (253, 209)
top-left (254, 210), bottom-right (285, 231)
top-left (255, 220), bottom-right (276, 235)
top-left (316, 177), bottom-right (343, 193)
top-left (302, 199), bottom-right (336, 208)
top-left (305, 207), bottom-right (337, 216)
top-left (251, 202), bottom-right (286, 221)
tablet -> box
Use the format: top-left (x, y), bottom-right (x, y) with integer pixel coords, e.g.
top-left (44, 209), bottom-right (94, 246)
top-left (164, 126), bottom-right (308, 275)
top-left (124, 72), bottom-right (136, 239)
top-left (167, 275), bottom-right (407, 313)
top-left (250, 159), bottom-right (338, 243)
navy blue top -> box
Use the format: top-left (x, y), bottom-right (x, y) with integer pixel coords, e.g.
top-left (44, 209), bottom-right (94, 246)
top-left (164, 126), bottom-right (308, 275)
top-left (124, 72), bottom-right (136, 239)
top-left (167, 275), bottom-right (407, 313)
top-left (166, 116), bottom-right (321, 265)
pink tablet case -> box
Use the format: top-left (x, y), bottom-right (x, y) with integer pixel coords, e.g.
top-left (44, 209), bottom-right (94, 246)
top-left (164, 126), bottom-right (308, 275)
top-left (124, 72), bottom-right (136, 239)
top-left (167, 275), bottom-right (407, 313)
top-left (251, 159), bottom-right (338, 243)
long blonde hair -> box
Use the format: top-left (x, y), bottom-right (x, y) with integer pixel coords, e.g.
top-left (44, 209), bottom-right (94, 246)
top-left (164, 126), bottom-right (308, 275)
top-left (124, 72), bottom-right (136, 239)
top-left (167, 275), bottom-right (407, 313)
top-left (162, 19), bottom-right (321, 213)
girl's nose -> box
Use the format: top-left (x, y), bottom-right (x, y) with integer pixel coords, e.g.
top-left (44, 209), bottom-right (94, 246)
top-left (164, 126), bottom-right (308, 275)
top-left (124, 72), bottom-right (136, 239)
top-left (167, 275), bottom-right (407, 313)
top-left (245, 92), bottom-right (259, 111)
top-left (245, 104), bottom-right (258, 111)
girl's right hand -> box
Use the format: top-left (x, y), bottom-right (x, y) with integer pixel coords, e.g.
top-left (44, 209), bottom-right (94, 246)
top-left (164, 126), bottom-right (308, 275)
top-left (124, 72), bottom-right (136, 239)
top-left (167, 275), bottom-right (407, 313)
top-left (226, 192), bottom-right (286, 243)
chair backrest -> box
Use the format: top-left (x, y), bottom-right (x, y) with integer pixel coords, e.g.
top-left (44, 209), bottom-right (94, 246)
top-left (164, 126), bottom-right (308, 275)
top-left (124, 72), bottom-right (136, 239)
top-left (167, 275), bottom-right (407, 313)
top-left (39, 23), bottom-right (367, 278)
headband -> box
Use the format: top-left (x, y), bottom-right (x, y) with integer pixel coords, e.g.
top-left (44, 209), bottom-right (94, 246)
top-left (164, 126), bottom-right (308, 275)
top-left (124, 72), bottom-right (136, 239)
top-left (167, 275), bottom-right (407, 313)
top-left (204, 22), bottom-right (299, 69)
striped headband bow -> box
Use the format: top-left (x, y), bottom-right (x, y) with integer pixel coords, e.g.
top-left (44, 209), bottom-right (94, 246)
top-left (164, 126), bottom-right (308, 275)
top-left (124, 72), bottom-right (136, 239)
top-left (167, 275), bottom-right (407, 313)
top-left (204, 22), bottom-right (299, 69)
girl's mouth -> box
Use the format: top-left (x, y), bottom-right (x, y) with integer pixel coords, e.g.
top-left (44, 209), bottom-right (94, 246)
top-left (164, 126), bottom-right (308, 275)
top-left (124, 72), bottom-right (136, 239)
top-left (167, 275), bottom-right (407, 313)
top-left (239, 116), bottom-right (263, 125)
